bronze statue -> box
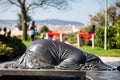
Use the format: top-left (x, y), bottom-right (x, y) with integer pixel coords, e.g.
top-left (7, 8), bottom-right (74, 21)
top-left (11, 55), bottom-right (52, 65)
top-left (0, 39), bottom-right (119, 71)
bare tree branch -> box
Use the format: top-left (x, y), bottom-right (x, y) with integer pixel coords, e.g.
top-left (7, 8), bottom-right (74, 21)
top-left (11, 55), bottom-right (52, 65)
top-left (116, 1), bottom-right (120, 8)
top-left (25, 0), bottom-right (70, 12)
top-left (8, 0), bottom-right (20, 7)
top-left (0, 0), bottom-right (75, 40)
top-left (26, 0), bottom-right (45, 12)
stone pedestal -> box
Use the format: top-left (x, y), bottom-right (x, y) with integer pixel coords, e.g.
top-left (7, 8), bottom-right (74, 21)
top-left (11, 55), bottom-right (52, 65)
top-left (0, 69), bottom-right (86, 80)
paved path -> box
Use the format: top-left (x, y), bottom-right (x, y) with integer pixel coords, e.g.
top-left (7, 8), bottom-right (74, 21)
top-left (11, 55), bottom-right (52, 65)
top-left (100, 57), bottom-right (120, 62)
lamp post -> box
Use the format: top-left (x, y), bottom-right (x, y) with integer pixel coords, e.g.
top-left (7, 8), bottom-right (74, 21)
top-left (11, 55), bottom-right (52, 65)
top-left (104, 0), bottom-right (108, 50)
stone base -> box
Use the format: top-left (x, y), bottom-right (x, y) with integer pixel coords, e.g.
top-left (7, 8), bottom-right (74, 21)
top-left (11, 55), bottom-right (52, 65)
top-left (0, 69), bottom-right (86, 80)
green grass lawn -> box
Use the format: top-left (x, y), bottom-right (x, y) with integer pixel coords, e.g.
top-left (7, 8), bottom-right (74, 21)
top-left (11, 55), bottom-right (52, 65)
top-left (22, 40), bottom-right (32, 47)
top-left (80, 46), bottom-right (120, 57)
top-left (22, 40), bottom-right (120, 57)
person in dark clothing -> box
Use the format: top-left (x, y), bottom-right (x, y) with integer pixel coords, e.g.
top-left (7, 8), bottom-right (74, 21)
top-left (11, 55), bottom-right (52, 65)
top-left (89, 25), bottom-right (95, 34)
top-left (3, 27), bottom-right (7, 36)
top-left (7, 29), bottom-right (11, 37)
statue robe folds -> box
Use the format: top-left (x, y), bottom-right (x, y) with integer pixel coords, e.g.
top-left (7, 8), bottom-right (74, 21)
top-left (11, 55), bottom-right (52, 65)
top-left (0, 39), bottom-right (113, 71)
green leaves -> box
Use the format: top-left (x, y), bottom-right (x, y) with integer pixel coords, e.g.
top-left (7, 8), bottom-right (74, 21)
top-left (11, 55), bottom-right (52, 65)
top-left (116, 19), bottom-right (120, 48)
top-left (39, 25), bottom-right (51, 33)
top-left (0, 35), bottom-right (26, 62)
top-left (96, 26), bottom-right (117, 49)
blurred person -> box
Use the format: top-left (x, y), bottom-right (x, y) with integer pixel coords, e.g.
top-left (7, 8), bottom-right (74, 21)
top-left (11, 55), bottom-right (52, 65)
top-left (28, 21), bottom-right (37, 41)
top-left (3, 27), bottom-right (7, 36)
top-left (7, 29), bottom-right (11, 37)
top-left (40, 32), bottom-right (45, 39)
top-left (0, 27), bottom-right (2, 34)
top-left (89, 25), bottom-right (95, 34)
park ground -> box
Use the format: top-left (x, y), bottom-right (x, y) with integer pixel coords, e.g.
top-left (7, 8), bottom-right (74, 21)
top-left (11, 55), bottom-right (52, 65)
top-left (100, 57), bottom-right (120, 63)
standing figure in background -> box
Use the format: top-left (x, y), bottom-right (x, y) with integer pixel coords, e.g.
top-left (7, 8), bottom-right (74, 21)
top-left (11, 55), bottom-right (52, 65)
top-left (40, 33), bottom-right (45, 39)
top-left (0, 27), bottom-right (2, 34)
top-left (89, 25), bottom-right (95, 34)
top-left (3, 27), bottom-right (7, 36)
top-left (7, 29), bottom-right (11, 37)
top-left (28, 21), bottom-right (37, 41)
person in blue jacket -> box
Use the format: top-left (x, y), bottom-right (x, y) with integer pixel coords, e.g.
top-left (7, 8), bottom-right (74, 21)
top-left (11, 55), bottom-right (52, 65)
top-left (28, 21), bottom-right (37, 41)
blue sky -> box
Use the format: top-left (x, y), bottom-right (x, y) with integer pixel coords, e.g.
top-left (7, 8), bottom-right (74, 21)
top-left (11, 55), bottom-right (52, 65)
top-left (0, 0), bottom-right (117, 24)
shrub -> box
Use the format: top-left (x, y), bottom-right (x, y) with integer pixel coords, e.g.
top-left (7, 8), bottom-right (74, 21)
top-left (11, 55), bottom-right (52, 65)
top-left (64, 33), bottom-right (77, 44)
top-left (0, 35), bottom-right (26, 62)
top-left (95, 27), bottom-right (104, 47)
top-left (39, 25), bottom-right (50, 33)
top-left (0, 43), bottom-right (13, 61)
top-left (116, 19), bottom-right (120, 48)
top-left (107, 26), bottom-right (117, 49)
top-left (95, 26), bottom-right (117, 49)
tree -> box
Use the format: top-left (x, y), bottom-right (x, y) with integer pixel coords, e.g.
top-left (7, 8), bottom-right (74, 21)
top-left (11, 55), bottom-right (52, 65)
top-left (90, 11), bottom-right (105, 26)
top-left (40, 25), bottom-right (50, 34)
top-left (107, 6), bottom-right (117, 25)
top-left (90, 1), bottom-right (120, 27)
top-left (16, 13), bottom-right (32, 30)
top-left (116, 1), bottom-right (120, 7)
top-left (0, 0), bottom-right (74, 40)
top-left (116, 1), bottom-right (120, 20)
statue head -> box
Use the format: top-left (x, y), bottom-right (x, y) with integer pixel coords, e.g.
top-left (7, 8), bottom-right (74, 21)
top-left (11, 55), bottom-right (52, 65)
top-left (81, 53), bottom-right (113, 71)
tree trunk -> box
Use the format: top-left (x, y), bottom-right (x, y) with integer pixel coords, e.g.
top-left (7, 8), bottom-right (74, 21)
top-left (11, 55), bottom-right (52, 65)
top-left (21, 0), bottom-right (28, 40)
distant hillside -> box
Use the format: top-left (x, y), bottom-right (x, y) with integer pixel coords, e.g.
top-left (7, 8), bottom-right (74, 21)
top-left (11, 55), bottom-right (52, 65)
top-left (0, 19), bottom-right (84, 33)
top-left (0, 20), bottom-right (17, 25)
top-left (0, 19), bottom-right (84, 26)
top-left (36, 19), bottom-right (84, 26)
